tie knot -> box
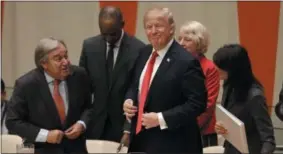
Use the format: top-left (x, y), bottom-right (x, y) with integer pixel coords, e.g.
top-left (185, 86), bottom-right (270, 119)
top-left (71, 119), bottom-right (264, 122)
top-left (53, 79), bottom-right (61, 85)
top-left (109, 44), bottom-right (116, 49)
top-left (152, 51), bottom-right (159, 58)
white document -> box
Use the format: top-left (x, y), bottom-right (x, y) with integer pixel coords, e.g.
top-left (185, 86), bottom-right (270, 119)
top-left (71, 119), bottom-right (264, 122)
top-left (216, 104), bottom-right (249, 153)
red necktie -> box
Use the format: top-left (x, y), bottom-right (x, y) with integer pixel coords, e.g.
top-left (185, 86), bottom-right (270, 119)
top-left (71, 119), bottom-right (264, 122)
top-left (53, 79), bottom-right (66, 124)
top-left (136, 51), bottom-right (159, 134)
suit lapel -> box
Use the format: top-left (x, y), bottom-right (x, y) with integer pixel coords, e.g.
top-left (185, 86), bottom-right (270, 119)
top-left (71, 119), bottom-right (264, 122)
top-left (98, 38), bottom-right (108, 78)
top-left (135, 49), bottom-right (152, 106)
top-left (145, 41), bottom-right (177, 106)
top-left (89, 37), bottom-right (108, 87)
top-left (36, 69), bottom-right (62, 127)
top-left (110, 34), bottom-right (131, 90)
top-left (64, 68), bottom-right (76, 127)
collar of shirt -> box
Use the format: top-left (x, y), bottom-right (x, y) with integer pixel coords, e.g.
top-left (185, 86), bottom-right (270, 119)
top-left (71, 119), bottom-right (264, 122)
top-left (44, 72), bottom-right (65, 85)
top-left (152, 39), bottom-right (174, 58)
top-left (106, 29), bottom-right (124, 48)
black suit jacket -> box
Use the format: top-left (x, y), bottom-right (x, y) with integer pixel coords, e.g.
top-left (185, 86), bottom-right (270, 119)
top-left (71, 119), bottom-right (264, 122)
top-left (126, 40), bottom-right (207, 153)
top-left (6, 66), bottom-right (93, 154)
top-left (221, 83), bottom-right (275, 154)
top-left (79, 32), bottom-right (145, 141)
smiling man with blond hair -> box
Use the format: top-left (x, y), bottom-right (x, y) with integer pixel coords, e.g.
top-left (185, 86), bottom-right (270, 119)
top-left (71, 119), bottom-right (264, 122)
top-left (123, 7), bottom-right (207, 153)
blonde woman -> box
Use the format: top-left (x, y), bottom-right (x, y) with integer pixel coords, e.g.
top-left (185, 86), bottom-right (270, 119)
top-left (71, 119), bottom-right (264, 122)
top-left (177, 21), bottom-right (220, 147)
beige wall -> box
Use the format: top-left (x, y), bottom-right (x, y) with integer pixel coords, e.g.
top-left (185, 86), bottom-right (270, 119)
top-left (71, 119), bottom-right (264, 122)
top-left (2, 2), bottom-right (101, 87)
top-left (2, 1), bottom-right (283, 144)
top-left (2, 1), bottom-right (239, 85)
top-left (2, 1), bottom-right (283, 107)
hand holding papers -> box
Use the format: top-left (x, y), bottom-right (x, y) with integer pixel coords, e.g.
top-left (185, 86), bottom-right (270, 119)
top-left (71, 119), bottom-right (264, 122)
top-left (215, 104), bottom-right (249, 153)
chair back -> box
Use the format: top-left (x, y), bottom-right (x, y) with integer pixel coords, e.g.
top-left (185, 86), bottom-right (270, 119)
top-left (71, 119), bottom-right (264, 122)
top-left (1, 134), bottom-right (23, 153)
top-left (203, 146), bottom-right (224, 153)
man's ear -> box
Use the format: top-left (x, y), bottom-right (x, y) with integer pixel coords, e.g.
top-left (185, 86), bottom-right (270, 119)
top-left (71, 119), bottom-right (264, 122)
top-left (41, 61), bottom-right (48, 70)
top-left (170, 24), bottom-right (175, 35)
top-left (121, 20), bottom-right (125, 28)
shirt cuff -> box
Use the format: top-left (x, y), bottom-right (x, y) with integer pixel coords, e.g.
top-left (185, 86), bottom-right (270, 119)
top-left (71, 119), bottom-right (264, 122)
top-left (123, 131), bottom-right (131, 134)
top-left (157, 112), bottom-right (168, 130)
top-left (35, 129), bottom-right (49, 142)
top-left (77, 120), bottom-right (86, 130)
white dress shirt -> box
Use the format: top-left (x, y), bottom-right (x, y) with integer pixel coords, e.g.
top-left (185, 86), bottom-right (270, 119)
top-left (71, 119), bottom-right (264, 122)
top-left (106, 30), bottom-right (124, 66)
top-left (138, 39), bottom-right (174, 130)
top-left (35, 72), bottom-right (86, 142)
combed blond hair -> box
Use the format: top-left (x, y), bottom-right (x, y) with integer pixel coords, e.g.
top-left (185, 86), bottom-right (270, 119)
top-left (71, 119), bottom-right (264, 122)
top-left (144, 7), bottom-right (175, 35)
top-left (180, 21), bottom-right (210, 54)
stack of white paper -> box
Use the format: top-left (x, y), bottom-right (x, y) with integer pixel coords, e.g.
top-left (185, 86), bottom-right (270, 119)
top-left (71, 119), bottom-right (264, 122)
top-left (215, 104), bottom-right (249, 153)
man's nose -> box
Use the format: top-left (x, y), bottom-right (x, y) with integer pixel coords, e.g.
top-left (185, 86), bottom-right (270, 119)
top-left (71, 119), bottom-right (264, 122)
top-left (61, 58), bottom-right (69, 65)
top-left (151, 26), bottom-right (157, 34)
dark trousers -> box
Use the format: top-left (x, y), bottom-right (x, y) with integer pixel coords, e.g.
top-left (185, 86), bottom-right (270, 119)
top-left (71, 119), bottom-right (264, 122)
top-left (100, 116), bottom-right (122, 142)
top-left (201, 133), bottom-right (218, 148)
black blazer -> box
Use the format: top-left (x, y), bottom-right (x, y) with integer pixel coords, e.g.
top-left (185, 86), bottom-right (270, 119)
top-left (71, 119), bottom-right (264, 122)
top-left (6, 66), bottom-right (93, 154)
top-left (79, 32), bottom-right (145, 141)
top-left (221, 83), bottom-right (275, 154)
top-left (126, 40), bottom-right (207, 153)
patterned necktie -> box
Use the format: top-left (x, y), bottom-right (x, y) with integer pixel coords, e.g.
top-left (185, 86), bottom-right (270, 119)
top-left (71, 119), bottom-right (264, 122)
top-left (136, 51), bottom-right (159, 134)
top-left (53, 79), bottom-right (65, 124)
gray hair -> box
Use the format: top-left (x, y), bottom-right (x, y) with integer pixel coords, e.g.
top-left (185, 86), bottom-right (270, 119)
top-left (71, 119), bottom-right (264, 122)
top-left (144, 7), bottom-right (176, 34)
top-left (34, 37), bottom-right (67, 69)
top-left (179, 21), bottom-right (210, 54)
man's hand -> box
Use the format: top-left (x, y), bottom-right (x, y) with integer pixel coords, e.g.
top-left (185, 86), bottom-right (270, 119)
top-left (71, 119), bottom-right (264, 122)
top-left (120, 132), bottom-right (130, 147)
top-left (123, 99), bottom-right (137, 121)
top-left (46, 130), bottom-right (64, 144)
top-left (142, 112), bottom-right (159, 129)
top-left (117, 132), bottom-right (130, 153)
top-left (65, 123), bottom-right (84, 140)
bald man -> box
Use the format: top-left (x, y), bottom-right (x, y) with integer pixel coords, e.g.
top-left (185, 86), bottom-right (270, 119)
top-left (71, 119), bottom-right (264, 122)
top-left (79, 6), bottom-right (145, 142)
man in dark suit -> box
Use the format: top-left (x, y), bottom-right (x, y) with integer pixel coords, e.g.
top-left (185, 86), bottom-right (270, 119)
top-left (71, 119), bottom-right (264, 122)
top-left (123, 7), bottom-right (207, 153)
top-left (79, 6), bottom-right (145, 142)
top-left (6, 37), bottom-right (93, 154)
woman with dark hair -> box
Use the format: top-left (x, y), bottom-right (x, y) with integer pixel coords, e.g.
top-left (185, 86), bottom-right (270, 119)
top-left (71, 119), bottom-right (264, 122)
top-left (213, 44), bottom-right (275, 154)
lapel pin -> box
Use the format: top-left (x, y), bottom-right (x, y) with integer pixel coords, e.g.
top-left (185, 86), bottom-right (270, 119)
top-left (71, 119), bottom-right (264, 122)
top-left (167, 58), bottom-right (170, 62)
